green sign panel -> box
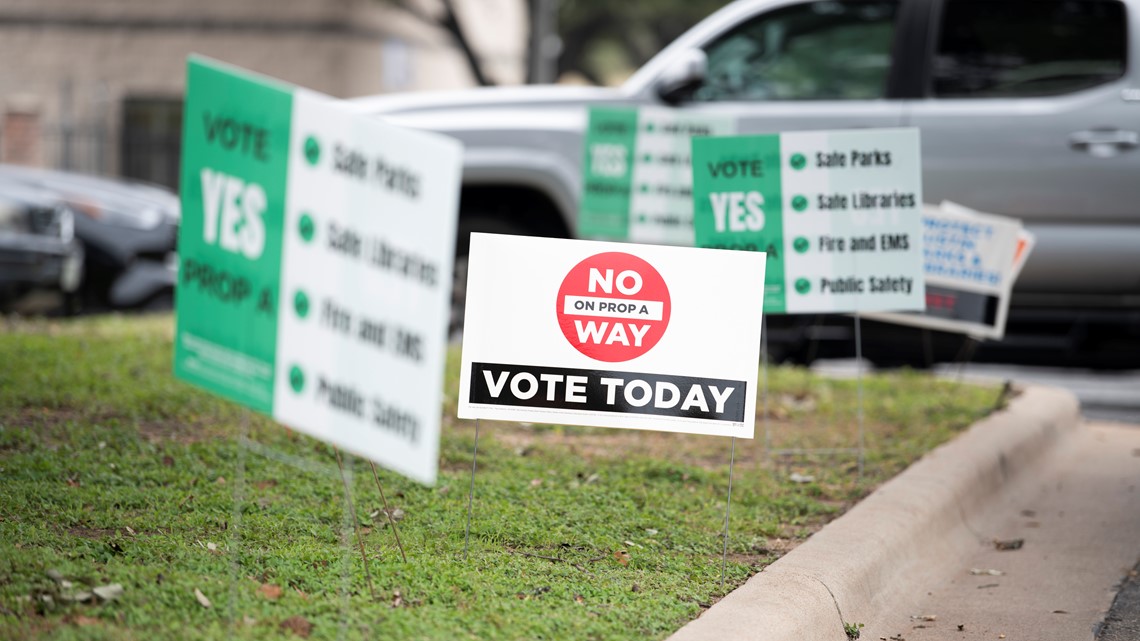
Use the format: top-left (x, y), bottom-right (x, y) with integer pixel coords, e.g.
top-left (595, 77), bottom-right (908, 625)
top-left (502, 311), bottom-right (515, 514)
top-left (579, 107), bottom-right (638, 240)
top-left (691, 134), bottom-right (787, 312)
top-left (175, 58), bottom-right (293, 413)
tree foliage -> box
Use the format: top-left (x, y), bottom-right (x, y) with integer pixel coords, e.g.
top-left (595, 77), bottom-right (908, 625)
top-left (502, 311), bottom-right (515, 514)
top-left (383, 0), bottom-right (498, 86)
top-left (557, 0), bottom-right (726, 85)
top-left (382, 0), bottom-right (727, 87)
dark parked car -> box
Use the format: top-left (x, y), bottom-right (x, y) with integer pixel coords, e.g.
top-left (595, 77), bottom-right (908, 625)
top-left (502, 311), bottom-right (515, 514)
top-left (0, 164), bottom-right (179, 311)
top-left (0, 180), bottom-right (83, 312)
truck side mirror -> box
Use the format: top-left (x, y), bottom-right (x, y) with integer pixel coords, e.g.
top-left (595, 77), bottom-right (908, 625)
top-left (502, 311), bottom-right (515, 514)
top-left (654, 49), bottom-right (708, 105)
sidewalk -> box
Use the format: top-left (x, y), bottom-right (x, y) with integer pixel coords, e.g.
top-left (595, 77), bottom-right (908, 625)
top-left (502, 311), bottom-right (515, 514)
top-left (670, 387), bottom-right (1140, 641)
top-left (869, 421), bottom-right (1140, 640)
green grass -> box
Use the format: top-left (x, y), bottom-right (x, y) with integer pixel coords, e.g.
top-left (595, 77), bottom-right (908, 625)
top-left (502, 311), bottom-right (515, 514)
top-left (0, 315), bottom-right (999, 640)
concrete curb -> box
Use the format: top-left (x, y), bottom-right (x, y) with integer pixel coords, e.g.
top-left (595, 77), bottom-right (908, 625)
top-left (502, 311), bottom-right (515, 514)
top-left (668, 384), bottom-right (1081, 641)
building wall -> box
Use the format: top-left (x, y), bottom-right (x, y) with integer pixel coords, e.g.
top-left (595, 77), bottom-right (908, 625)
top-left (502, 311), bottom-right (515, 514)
top-left (0, 0), bottom-right (525, 180)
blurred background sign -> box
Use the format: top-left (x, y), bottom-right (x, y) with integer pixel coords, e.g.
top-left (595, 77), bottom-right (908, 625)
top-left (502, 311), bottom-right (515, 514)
top-left (864, 202), bottom-right (1034, 340)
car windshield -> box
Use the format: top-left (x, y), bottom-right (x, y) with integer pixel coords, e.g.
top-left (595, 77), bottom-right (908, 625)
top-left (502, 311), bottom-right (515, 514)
top-left (693, 0), bottom-right (899, 102)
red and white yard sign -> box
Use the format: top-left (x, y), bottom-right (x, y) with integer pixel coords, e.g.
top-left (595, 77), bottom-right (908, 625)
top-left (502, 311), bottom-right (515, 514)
top-left (458, 233), bottom-right (766, 438)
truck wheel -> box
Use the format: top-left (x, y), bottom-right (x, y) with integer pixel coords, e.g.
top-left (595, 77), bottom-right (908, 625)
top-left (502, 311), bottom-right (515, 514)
top-left (451, 216), bottom-right (528, 339)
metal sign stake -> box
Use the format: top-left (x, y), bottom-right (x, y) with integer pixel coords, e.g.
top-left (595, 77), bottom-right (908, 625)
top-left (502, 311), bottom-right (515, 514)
top-left (854, 313), bottom-right (865, 478)
top-left (463, 419), bottom-right (481, 561)
top-left (956, 336), bottom-right (980, 382)
top-left (720, 436), bottom-right (737, 592)
top-left (334, 448), bottom-right (376, 601)
top-left (761, 316), bottom-right (771, 467)
top-left (227, 411), bottom-right (250, 624)
top-left (369, 461), bottom-right (408, 563)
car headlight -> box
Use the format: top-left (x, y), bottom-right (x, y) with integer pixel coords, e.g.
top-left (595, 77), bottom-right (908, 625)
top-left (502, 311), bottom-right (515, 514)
top-left (0, 202), bottom-right (72, 240)
top-left (0, 202), bottom-right (28, 233)
top-left (58, 207), bottom-right (74, 242)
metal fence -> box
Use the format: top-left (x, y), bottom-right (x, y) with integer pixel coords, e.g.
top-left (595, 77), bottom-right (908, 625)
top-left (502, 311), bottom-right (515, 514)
top-left (3, 81), bottom-right (182, 190)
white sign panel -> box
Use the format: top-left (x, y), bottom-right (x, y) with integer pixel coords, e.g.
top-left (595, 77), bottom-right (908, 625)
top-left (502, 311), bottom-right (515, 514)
top-left (458, 234), bottom-right (766, 438)
top-left (271, 90), bottom-right (460, 485)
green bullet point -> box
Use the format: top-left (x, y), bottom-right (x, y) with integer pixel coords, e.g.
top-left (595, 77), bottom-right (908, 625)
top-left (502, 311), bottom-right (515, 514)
top-left (640, 184), bottom-right (650, 193)
top-left (792, 195), bottom-right (808, 212)
top-left (794, 278), bottom-right (811, 294)
top-left (643, 154), bottom-right (652, 163)
top-left (294, 290), bottom-right (310, 318)
top-left (289, 366), bottom-right (305, 393)
top-left (646, 123), bottom-right (655, 133)
top-left (790, 153), bottom-right (807, 170)
top-left (793, 237), bottom-right (810, 253)
top-left (298, 213), bottom-right (315, 243)
top-left (303, 136), bottom-right (321, 166)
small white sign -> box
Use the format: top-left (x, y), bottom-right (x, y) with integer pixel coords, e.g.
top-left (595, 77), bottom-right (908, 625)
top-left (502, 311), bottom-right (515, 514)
top-left (458, 234), bottom-right (766, 439)
top-left (864, 201), bottom-right (1032, 339)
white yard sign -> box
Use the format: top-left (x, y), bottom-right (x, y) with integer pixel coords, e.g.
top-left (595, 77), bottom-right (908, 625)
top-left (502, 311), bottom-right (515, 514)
top-left (458, 234), bottom-right (766, 438)
top-left (864, 202), bottom-right (1033, 339)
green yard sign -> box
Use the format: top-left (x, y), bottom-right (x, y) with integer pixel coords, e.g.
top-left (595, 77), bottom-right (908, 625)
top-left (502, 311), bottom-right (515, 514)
top-left (580, 106), bottom-right (734, 246)
top-left (692, 129), bottom-right (926, 314)
top-left (174, 56), bottom-right (461, 484)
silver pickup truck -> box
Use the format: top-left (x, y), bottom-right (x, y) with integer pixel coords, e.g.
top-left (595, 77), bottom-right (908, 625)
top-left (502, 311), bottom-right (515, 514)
top-left (351, 0), bottom-right (1140, 366)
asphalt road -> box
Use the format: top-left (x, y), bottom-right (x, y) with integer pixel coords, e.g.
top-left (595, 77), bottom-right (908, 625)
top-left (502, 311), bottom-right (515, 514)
top-left (935, 363), bottom-right (1140, 425)
top-left (1099, 559), bottom-right (1140, 641)
top-left (811, 360), bottom-right (1140, 425)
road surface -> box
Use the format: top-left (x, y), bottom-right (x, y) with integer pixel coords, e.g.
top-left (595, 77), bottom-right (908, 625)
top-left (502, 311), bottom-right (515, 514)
top-left (867, 421), bottom-right (1140, 641)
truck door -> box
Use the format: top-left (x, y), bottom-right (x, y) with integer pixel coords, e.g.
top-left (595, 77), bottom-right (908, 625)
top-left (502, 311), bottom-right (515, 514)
top-left (908, 0), bottom-right (1140, 297)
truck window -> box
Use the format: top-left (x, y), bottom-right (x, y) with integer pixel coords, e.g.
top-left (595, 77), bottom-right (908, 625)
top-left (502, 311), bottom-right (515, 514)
top-left (691, 0), bottom-right (899, 102)
top-left (932, 0), bottom-right (1127, 98)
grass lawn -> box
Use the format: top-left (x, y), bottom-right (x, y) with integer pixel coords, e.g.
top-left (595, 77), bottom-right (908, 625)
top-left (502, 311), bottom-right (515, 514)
top-left (0, 315), bottom-right (1001, 640)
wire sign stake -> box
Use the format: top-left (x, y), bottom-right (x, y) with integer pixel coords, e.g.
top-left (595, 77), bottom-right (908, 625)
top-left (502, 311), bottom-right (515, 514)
top-left (720, 437), bottom-right (738, 592)
top-left (463, 419), bottom-right (481, 562)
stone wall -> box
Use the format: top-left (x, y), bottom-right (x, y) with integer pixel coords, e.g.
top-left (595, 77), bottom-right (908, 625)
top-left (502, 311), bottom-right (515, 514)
top-left (0, 0), bottom-right (525, 178)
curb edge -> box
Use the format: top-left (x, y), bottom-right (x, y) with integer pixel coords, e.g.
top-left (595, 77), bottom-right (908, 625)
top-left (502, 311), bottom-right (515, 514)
top-left (668, 384), bottom-right (1081, 641)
